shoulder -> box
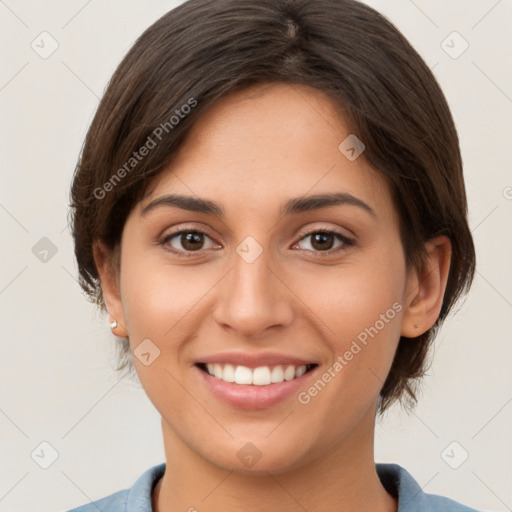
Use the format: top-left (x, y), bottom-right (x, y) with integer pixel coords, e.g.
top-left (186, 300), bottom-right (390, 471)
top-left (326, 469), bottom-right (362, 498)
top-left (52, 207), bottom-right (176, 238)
top-left (64, 462), bottom-right (166, 512)
top-left (376, 463), bottom-right (482, 512)
top-left (65, 489), bottom-right (128, 512)
top-left (422, 492), bottom-right (482, 511)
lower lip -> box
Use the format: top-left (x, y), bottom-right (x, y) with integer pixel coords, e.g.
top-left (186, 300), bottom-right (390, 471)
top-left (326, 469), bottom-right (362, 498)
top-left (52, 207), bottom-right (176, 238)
top-left (196, 365), bottom-right (316, 409)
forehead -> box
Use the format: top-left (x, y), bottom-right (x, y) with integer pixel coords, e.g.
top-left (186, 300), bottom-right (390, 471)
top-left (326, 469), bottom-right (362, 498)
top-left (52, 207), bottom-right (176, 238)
top-left (140, 83), bottom-right (395, 225)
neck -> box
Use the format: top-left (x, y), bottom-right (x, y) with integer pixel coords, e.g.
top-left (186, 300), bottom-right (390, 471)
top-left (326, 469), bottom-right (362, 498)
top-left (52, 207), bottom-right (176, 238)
top-left (153, 407), bottom-right (396, 512)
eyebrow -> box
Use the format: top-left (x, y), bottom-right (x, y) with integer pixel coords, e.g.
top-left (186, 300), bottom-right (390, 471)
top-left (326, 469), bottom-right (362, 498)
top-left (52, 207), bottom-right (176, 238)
top-left (140, 192), bottom-right (376, 218)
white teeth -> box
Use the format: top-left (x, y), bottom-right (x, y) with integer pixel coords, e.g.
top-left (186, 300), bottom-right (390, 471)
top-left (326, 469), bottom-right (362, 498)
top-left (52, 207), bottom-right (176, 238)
top-left (223, 363), bottom-right (235, 382)
top-left (295, 365), bottom-right (307, 377)
top-left (253, 366), bottom-right (272, 386)
top-left (234, 365), bottom-right (253, 385)
top-left (203, 363), bottom-right (312, 385)
top-left (283, 365), bottom-right (295, 381)
top-left (213, 363), bottom-right (223, 379)
top-left (270, 365), bottom-right (284, 383)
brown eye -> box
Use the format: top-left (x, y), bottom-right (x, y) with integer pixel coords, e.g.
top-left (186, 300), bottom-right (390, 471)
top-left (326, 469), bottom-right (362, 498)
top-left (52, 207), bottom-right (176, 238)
top-left (161, 230), bottom-right (219, 255)
top-left (310, 232), bottom-right (336, 251)
top-left (179, 232), bottom-right (205, 251)
top-left (295, 230), bottom-right (354, 254)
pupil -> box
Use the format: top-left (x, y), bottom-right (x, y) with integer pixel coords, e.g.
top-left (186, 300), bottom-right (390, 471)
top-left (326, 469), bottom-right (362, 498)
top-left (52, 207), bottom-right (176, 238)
top-left (312, 233), bottom-right (333, 250)
top-left (183, 232), bottom-right (203, 250)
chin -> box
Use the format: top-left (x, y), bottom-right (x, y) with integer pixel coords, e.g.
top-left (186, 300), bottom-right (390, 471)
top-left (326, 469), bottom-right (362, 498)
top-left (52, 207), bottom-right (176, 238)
top-left (203, 436), bottom-right (313, 477)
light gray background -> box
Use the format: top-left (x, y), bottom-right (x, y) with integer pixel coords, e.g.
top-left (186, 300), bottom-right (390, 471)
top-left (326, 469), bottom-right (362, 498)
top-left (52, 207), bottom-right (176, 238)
top-left (0, 1), bottom-right (511, 511)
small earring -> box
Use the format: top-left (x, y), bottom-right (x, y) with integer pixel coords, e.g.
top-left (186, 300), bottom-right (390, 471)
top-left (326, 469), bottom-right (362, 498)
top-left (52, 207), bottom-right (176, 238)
top-left (110, 319), bottom-right (118, 329)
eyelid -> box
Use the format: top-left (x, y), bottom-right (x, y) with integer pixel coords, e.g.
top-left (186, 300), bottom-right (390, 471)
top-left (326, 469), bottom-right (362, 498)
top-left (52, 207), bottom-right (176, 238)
top-left (295, 224), bottom-right (354, 242)
top-left (159, 223), bottom-right (217, 242)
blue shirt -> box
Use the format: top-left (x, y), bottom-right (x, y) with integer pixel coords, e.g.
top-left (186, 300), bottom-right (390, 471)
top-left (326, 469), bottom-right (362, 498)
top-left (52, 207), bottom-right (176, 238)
top-left (65, 462), bottom-right (481, 511)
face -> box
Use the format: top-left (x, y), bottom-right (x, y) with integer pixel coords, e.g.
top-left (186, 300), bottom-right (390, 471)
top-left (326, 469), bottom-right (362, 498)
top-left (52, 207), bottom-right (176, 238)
top-left (103, 83), bottom-right (422, 475)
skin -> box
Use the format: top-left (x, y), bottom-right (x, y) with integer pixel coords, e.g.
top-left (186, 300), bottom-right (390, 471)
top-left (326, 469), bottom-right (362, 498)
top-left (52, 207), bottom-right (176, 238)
top-left (94, 82), bottom-right (451, 512)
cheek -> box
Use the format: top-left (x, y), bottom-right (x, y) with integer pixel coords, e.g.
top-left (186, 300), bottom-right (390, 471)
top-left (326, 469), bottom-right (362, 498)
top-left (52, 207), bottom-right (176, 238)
top-left (119, 250), bottom-right (219, 348)
top-left (292, 248), bottom-right (405, 339)
top-left (293, 247), bottom-right (405, 392)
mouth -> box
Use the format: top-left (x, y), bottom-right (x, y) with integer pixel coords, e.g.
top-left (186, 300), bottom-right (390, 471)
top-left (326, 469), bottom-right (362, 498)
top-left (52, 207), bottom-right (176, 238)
top-left (195, 362), bottom-right (318, 386)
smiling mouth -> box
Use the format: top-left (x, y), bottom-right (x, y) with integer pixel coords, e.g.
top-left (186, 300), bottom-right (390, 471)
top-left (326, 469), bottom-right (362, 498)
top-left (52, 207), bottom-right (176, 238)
top-left (196, 362), bottom-right (318, 386)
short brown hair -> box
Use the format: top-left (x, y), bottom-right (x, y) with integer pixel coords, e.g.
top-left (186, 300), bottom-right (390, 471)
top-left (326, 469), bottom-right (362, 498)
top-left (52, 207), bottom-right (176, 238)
top-left (69, 0), bottom-right (476, 413)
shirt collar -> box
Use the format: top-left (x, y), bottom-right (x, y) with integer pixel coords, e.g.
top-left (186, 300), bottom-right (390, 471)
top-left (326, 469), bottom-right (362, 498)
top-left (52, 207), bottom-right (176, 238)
top-left (376, 462), bottom-right (430, 511)
top-left (126, 462), bottom-right (165, 511)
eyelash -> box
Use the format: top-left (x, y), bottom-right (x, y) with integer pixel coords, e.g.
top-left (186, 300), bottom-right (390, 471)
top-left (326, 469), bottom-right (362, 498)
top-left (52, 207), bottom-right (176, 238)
top-left (158, 227), bottom-right (355, 258)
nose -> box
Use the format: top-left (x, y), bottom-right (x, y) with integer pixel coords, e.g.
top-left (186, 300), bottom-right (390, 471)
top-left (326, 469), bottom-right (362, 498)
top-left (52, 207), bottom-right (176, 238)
top-left (213, 243), bottom-right (294, 339)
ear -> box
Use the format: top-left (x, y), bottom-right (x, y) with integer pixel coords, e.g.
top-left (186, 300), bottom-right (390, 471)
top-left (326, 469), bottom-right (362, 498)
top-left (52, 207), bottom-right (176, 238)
top-left (401, 235), bottom-right (452, 338)
top-left (93, 240), bottom-right (128, 338)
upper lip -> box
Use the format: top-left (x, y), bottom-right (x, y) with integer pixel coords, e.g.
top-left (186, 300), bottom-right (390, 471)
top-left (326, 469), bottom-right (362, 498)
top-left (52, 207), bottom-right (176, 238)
top-left (195, 351), bottom-right (317, 368)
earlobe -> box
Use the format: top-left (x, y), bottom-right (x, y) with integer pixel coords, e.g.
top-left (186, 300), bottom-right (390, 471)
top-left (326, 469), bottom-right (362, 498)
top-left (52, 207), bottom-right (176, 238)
top-left (401, 235), bottom-right (452, 338)
top-left (93, 240), bottom-right (128, 338)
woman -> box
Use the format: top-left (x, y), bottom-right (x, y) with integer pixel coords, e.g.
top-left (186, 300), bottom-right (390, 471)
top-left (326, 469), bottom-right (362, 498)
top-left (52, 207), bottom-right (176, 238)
top-left (67, 0), bottom-right (479, 510)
